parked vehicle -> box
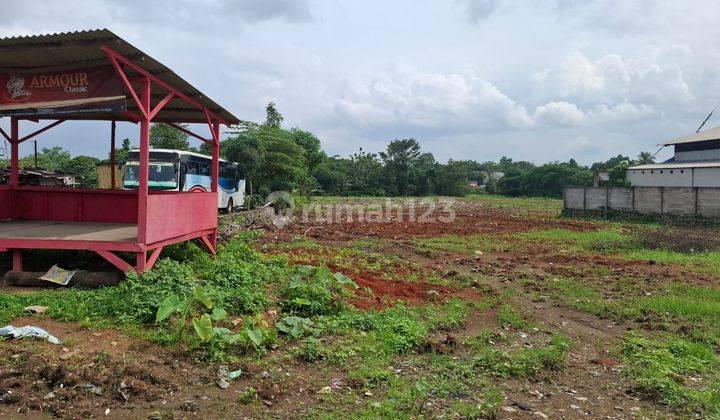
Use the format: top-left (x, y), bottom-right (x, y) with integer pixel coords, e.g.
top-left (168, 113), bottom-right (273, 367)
top-left (123, 149), bottom-right (245, 212)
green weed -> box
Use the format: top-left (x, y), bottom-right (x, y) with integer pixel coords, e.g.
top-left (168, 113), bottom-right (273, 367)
top-left (622, 333), bottom-right (720, 414)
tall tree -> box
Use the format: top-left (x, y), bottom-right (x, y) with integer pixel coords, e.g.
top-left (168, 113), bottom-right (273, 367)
top-left (315, 156), bottom-right (352, 195)
top-left (290, 128), bottom-right (324, 175)
top-left (348, 148), bottom-right (384, 195)
top-left (265, 102), bottom-right (284, 128)
top-left (113, 138), bottom-right (133, 164)
top-left (636, 151), bottom-right (655, 165)
top-left (433, 160), bottom-right (468, 196)
top-left (20, 146), bottom-right (71, 171)
top-left (62, 155), bottom-right (100, 187)
top-left (222, 103), bottom-right (306, 196)
top-left (150, 123), bottom-right (190, 150)
top-left (380, 138), bottom-right (422, 195)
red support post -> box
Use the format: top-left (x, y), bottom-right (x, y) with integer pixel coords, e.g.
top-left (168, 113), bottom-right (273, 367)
top-left (211, 122), bottom-right (220, 251)
top-left (10, 117), bottom-right (18, 187)
top-left (138, 77), bottom-right (151, 245)
top-left (110, 120), bottom-right (116, 190)
top-left (212, 122), bottom-right (220, 193)
top-left (12, 249), bottom-right (22, 272)
top-left (136, 251), bottom-right (147, 273)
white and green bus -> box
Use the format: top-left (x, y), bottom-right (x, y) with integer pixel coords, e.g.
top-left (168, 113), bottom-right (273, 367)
top-left (123, 149), bottom-right (245, 212)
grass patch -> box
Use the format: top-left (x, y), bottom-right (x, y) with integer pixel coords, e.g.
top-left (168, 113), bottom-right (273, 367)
top-left (523, 227), bottom-right (720, 276)
top-left (520, 228), bottom-right (633, 251)
top-left (472, 333), bottom-right (571, 378)
top-left (635, 284), bottom-right (720, 330)
top-left (466, 194), bottom-right (563, 212)
top-left (415, 234), bottom-right (515, 255)
top-left (622, 333), bottom-right (720, 415)
top-left (545, 277), bottom-right (635, 319)
top-left (497, 303), bottom-right (530, 329)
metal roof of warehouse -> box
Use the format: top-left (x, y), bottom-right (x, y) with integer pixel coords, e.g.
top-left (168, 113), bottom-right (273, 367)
top-left (0, 29), bottom-right (239, 124)
top-left (661, 126), bottom-right (720, 146)
top-left (629, 161), bottom-right (720, 170)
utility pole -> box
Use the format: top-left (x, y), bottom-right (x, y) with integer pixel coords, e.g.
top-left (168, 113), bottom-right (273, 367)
top-left (33, 140), bottom-right (37, 168)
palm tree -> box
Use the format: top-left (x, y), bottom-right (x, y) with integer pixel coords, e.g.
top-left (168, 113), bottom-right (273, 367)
top-left (636, 151), bottom-right (655, 165)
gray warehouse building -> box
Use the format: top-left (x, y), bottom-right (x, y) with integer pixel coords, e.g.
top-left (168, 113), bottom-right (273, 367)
top-left (627, 126), bottom-right (720, 187)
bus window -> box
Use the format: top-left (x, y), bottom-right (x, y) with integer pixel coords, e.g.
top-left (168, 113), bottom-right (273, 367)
top-left (200, 162), bottom-right (210, 176)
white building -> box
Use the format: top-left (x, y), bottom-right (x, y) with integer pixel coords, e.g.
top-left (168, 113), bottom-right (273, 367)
top-left (626, 126), bottom-right (720, 187)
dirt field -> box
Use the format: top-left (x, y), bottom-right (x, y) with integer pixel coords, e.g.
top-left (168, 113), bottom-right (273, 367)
top-left (2, 195), bottom-right (719, 418)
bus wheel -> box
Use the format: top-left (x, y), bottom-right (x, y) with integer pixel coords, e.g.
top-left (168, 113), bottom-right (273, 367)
top-left (226, 198), bottom-right (234, 214)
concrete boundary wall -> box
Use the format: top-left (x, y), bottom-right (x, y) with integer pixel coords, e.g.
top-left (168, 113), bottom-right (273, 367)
top-left (563, 186), bottom-right (720, 217)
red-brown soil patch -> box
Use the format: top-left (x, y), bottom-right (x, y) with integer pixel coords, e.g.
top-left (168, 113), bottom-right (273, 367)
top-left (285, 205), bottom-right (597, 240)
top-left (347, 271), bottom-right (483, 310)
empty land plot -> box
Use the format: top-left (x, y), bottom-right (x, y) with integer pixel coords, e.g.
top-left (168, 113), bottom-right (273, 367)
top-left (1, 195), bottom-right (719, 418)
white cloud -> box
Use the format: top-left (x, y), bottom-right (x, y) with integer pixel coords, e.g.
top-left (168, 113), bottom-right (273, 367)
top-left (324, 65), bottom-right (532, 137)
top-left (534, 50), bottom-right (693, 108)
top-left (533, 100), bottom-right (656, 127)
top-left (534, 101), bottom-right (586, 126)
top-left (2, 0), bottom-right (720, 165)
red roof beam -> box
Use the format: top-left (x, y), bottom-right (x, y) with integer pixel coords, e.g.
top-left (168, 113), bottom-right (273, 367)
top-left (0, 126), bottom-right (9, 142)
top-left (17, 119), bottom-right (65, 144)
top-left (149, 92), bottom-right (175, 120)
top-left (105, 53), bottom-right (147, 119)
top-left (166, 122), bottom-right (213, 145)
top-left (101, 45), bottom-right (227, 125)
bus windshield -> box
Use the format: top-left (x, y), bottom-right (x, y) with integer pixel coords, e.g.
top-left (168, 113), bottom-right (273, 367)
top-left (124, 162), bottom-right (178, 189)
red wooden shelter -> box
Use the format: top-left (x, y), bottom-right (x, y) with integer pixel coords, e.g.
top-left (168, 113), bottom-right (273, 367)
top-left (0, 29), bottom-right (240, 273)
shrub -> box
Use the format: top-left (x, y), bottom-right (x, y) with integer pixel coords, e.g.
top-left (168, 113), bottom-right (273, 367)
top-left (279, 265), bottom-right (356, 316)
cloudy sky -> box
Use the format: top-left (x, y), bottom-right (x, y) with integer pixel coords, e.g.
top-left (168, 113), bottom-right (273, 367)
top-left (2, 0), bottom-right (720, 164)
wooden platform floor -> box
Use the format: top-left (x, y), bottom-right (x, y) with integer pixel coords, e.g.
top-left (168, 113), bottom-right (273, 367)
top-left (0, 221), bottom-right (137, 242)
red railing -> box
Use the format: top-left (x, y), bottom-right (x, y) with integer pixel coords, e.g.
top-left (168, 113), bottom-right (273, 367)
top-left (0, 186), bottom-right (11, 220)
top-left (145, 191), bottom-right (217, 244)
top-left (13, 187), bottom-right (138, 223)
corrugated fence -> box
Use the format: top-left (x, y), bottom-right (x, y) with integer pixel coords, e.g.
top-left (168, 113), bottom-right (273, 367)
top-left (563, 187), bottom-right (720, 217)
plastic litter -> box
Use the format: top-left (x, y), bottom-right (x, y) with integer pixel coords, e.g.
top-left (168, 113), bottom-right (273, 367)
top-left (0, 325), bottom-right (62, 345)
top-left (40, 265), bottom-right (76, 286)
top-left (24, 305), bottom-right (48, 314)
top-left (216, 366), bottom-right (242, 389)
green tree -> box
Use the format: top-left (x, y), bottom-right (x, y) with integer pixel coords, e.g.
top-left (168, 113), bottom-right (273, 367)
top-left (433, 160), bottom-right (468, 196)
top-left (115, 138), bottom-right (133, 164)
top-left (380, 138), bottom-right (422, 195)
top-left (223, 104), bottom-right (306, 196)
top-left (410, 152), bottom-right (438, 196)
top-left (636, 151), bottom-right (655, 165)
top-left (20, 146), bottom-right (72, 171)
top-left (150, 123), bottom-right (190, 150)
top-left (496, 161), bottom-right (592, 197)
top-left (348, 148), bottom-right (384, 195)
top-left (290, 128), bottom-right (324, 175)
top-left (591, 154), bottom-right (632, 171)
top-left (265, 102), bottom-right (284, 128)
top-left (314, 156), bottom-right (352, 195)
top-left (61, 155), bottom-right (100, 187)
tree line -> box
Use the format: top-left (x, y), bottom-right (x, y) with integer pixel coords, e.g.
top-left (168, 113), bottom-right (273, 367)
top-left (0, 102), bottom-right (655, 198)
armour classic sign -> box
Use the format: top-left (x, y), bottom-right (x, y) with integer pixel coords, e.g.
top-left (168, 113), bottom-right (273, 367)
top-left (0, 66), bottom-right (125, 116)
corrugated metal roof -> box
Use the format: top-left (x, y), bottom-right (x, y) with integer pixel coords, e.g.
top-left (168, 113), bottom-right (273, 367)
top-left (660, 126), bottom-right (720, 146)
top-left (629, 161), bottom-right (720, 170)
top-left (0, 29), bottom-right (239, 125)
